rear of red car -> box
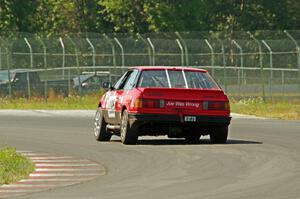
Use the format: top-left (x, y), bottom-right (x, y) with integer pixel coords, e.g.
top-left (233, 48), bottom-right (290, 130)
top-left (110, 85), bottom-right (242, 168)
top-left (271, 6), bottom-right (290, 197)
top-left (126, 67), bottom-right (231, 143)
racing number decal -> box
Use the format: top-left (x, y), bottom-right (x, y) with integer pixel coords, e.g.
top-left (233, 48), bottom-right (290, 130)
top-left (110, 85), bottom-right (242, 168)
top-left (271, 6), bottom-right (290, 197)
top-left (106, 92), bottom-right (117, 118)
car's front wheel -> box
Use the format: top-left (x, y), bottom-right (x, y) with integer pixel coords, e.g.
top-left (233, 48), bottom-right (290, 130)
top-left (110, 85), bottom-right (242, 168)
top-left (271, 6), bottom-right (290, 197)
top-left (120, 110), bottom-right (138, 145)
top-left (94, 108), bottom-right (112, 141)
top-left (209, 126), bottom-right (228, 144)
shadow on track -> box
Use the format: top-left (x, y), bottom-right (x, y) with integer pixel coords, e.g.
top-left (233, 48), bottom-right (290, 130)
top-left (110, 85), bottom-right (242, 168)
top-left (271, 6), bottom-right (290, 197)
top-left (135, 138), bottom-right (263, 146)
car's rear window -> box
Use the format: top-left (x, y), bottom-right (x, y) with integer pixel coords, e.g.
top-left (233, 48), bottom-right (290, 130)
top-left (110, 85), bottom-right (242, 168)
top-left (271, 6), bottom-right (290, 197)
top-left (138, 70), bottom-right (169, 88)
top-left (185, 71), bottom-right (219, 89)
top-left (168, 70), bottom-right (186, 88)
top-left (138, 69), bottom-right (220, 89)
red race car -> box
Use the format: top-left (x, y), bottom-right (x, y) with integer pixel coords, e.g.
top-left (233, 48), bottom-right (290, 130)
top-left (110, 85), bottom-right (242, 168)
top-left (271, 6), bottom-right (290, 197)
top-left (94, 66), bottom-right (231, 145)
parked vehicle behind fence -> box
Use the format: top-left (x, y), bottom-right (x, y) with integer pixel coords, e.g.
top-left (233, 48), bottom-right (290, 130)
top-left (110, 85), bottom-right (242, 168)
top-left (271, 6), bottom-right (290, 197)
top-left (0, 69), bottom-right (114, 97)
top-left (73, 71), bottom-right (111, 94)
top-left (0, 69), bottom-right (42, 97)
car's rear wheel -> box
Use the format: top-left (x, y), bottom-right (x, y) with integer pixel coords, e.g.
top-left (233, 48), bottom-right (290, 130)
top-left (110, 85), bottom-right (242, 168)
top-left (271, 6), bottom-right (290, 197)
top-left (120, 110), bottom-right (138, 145)
top-left (94, 108), bottom-right (111, 141)
top-left (209, 126), bottom-right (228, 144)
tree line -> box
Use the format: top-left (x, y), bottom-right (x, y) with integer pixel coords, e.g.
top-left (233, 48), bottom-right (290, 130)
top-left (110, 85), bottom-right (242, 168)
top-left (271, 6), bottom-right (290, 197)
top-left (1, 0), bottom-right (300, 35)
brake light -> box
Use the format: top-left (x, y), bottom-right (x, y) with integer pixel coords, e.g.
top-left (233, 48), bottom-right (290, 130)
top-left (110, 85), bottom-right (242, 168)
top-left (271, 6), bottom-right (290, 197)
top-left (135, 98), bottom-right (165, 108)
top-left (202, 101), bottom-right (230, 111)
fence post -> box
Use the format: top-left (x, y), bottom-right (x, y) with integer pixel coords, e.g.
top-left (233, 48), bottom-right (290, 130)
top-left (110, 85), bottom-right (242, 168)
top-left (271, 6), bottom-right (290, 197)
top-left (137, 33), bottom-right (152, 65)
top-left (59, 37), bottom-right (70, 95)
top-left (175, 32), bottom-right (189, 66)
top-left (232, 40), bottom-right (244, 78)
top-left (232, 39), bottom-right (244, 97)
top-left (114, 37), bottom-right (125, 72)
top-left (247, 31), bottom-right (265, 101)
top-left (147, 38), bottom-right (155, 66)
top-left (59, 37), bottom-right (66, 79)
top-left (176, 39), bottom-right (184, 66)
top-left (281, 70), bottom-right (285, 96)
top-left (7, 49), bottom-right (12, 98)
top-left (221, 41), bottom-right (228, 93)
top-left (262, 40), bottom-right (273, 96)
top-left (103, 34), bottom-right (116, 67)
top-left (204, 39), bottom-right (215, 76)
top-left (284, 30), bottom-right (300, 93)
top-left (24, 38), bottom-right (33, 69)
top-left (0, 36), bottom-right (3, 70)
top-left (4, 42), bottom-right (12, 98)
top-left (0, 47), bottom-right (2, 70)
top-left (0, 37), bottom-right (12, 98)
top-left (24, 37), bottom-right (33, 99)
top-left (67, 36), bottom-right (81, 96)
top-left (37, 37), bottom-right (48, 102)
top-left (86, 38), bottom-right (95, 72)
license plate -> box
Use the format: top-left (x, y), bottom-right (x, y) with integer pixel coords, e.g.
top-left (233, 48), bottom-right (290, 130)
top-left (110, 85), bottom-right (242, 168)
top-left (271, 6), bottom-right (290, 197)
top-left (184, 116), bottom-right (196, 122)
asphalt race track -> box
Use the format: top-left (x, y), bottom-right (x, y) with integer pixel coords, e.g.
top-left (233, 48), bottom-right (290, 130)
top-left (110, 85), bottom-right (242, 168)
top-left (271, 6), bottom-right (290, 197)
top-left (0, 111), bottom-right (300, 199)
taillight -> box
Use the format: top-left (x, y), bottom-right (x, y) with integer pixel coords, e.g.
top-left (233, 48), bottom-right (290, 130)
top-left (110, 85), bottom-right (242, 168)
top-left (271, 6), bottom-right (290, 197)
top-left (135, 98), bottom-right (165, 108)
top-left (135, 99), bottom-right (143, 108)
top-left (202, 101), bottom-right (230, 111)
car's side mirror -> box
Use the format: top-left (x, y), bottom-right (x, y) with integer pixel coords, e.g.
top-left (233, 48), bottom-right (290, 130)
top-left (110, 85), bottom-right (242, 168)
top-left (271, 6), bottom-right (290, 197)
top-left (102, 81), bottom-right (113, 90)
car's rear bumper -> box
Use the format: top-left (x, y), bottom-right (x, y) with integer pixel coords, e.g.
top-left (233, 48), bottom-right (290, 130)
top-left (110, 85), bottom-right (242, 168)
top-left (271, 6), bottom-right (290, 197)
top-left (128, 113), bottom-right (231, 127)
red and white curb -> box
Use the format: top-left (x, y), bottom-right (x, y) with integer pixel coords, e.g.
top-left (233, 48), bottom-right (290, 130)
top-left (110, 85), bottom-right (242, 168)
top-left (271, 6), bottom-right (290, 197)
top-left (0, 151), bottom-right (105, 198)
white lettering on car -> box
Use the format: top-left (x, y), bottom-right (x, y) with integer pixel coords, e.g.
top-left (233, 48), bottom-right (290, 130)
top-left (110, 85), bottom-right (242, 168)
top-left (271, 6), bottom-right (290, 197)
top-left (185, 102), bottom-right (200, 108)
top-left (166, 101), bottom-right (200, 108)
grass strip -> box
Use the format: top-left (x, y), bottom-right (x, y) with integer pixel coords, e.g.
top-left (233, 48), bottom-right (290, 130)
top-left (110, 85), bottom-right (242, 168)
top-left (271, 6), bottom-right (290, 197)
top-left (0, 95), bottom-right (100, 110)
top-left (0, 147), bottom-right (35, 185)
top-left (230, 98), bottom-right (300, 120)
top-left (0, 94), bottom-right (299, 120)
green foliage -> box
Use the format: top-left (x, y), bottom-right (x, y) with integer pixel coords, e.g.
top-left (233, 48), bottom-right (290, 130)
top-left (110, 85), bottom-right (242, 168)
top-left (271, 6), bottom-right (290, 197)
top-left (98, 0), bottom-right (210, 32)
top-left (0, 0), bottom-right (15, 31)
top-left (0, 147), bottom-right (35, 185)
top-left (35, 0), bottom-right (107, 35)
top-left (1, 0), bottom-right (300, 34)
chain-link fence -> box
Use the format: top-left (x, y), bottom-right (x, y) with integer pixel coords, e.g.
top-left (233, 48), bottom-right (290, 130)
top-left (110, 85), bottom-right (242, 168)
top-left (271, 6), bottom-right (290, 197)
top-left (0, 30), bottom-right (299, 100)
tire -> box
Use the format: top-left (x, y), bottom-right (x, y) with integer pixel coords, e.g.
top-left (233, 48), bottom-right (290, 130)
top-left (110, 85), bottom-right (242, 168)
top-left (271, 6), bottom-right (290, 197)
top-left (209, 126), bottom-right (228, 144)
top-left (94, 108), bottom-right (112, 141)
top-left (120, 110), bottom-right (138, 145)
